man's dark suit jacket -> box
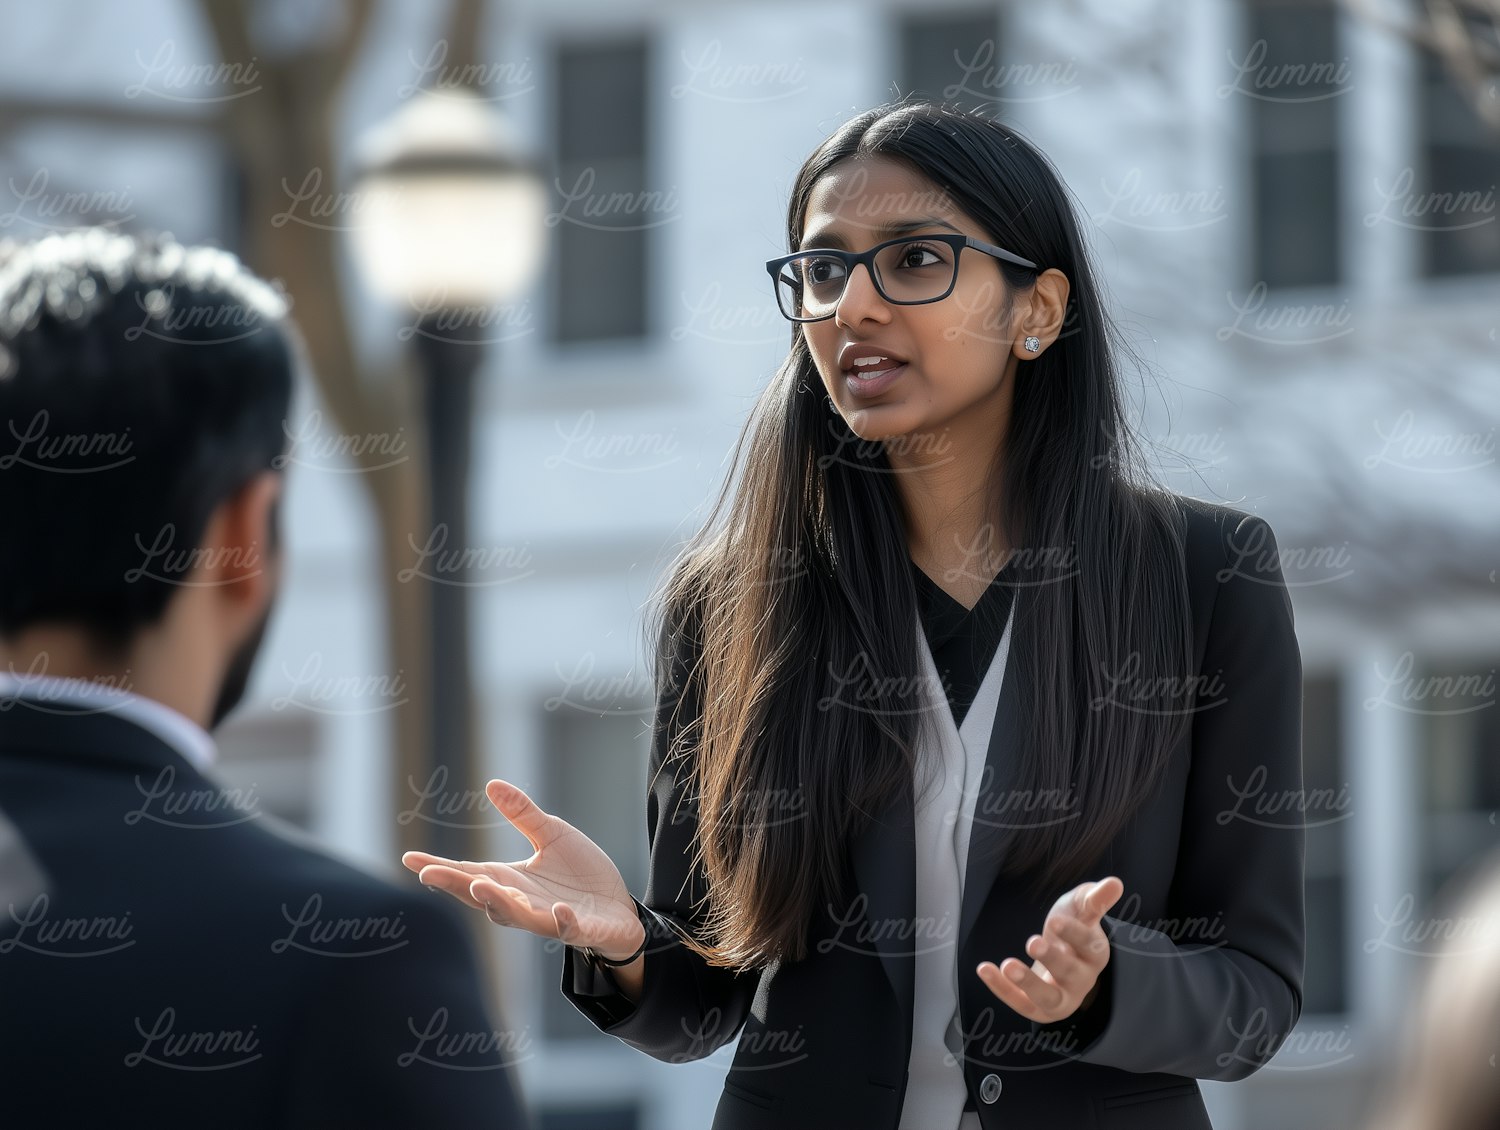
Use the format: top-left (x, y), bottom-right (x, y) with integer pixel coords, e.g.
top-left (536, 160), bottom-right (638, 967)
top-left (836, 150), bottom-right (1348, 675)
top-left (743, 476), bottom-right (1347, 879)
top-left (0, 700), bottom-right (529, 1129)
top-left (559, 496), bottom-right (1306, 1129)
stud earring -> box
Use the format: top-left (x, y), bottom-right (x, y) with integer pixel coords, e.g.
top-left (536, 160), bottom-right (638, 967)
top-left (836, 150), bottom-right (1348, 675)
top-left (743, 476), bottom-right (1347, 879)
top-left (1023, 335), bottom-right (1041, 353)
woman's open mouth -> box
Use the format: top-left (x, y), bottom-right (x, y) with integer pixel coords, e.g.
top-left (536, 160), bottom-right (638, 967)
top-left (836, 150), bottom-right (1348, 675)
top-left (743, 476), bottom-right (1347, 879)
top-left (843, 358), bottom-right (907, 398)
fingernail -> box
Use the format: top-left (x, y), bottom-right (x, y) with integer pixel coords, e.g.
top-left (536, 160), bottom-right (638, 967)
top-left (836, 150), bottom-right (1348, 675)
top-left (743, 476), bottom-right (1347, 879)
top-left (1006, 964), bottom-right (1025, 982)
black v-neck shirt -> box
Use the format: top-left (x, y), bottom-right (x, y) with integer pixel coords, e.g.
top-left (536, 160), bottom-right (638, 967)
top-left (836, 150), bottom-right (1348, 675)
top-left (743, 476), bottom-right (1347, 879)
top-left (910, 558), bottom-right (1018, 731)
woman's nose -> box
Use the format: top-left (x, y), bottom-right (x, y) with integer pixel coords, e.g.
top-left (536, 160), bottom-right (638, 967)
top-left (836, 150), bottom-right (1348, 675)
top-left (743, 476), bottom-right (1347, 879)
top-left (833, 261), bottom-right (891, 326)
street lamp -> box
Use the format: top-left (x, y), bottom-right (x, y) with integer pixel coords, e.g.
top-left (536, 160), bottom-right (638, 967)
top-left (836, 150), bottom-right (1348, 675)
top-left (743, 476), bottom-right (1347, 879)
top-left (350, 89), bottom-right (547, 863)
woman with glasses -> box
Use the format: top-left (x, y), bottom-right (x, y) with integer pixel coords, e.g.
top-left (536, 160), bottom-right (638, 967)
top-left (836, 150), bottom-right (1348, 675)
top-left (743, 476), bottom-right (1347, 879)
top-left (406, 99), bottom-right (1305, 1130)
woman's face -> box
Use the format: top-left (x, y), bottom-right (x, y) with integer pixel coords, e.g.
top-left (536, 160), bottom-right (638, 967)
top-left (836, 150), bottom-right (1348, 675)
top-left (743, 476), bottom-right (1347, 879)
top-left (797, 155), bottom-right (1026, 446)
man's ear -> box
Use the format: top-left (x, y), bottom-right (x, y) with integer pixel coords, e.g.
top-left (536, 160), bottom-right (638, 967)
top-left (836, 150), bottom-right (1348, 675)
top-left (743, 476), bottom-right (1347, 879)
top-left (198, 471), bottom-right (282, 607)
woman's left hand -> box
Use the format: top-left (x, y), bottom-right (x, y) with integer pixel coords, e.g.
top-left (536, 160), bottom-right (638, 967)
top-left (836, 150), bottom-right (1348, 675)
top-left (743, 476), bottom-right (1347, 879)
top-left (976, 876), bottom-right (1124, 1023)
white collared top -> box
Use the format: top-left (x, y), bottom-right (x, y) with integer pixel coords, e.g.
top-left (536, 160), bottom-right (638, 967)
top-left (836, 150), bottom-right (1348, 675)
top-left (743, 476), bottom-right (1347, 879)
top-left (898, 600), bottom-right (1016, 1130)
top-left (0, 672), bottom-right (218, 772)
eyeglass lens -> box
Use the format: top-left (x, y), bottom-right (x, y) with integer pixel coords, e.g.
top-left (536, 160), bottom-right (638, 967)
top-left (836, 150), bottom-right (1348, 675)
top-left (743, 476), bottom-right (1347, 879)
top-left (775, 239), bottom-right (959, 320)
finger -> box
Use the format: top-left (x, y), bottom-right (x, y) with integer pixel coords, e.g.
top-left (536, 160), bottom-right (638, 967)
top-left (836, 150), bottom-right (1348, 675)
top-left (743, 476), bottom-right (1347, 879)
top-left (976, 958), bottom-right (1063, 1022)
top-left (1078, 876), bottom-right (1124, 923)
top-left (485, 779), bottom-right (555, 854)
top-left (474, 885), bottom-right (542, 933)
top-left (552, 901), bottom-right (587, 948)
top-left (1041, 914), bottom-right (1111, 967)
top-left (1023, 934), bottom-right (1093, 998)
top-left (415, 864), bottom-right (491, 911)
top-left (470, 876), bottom-right (541, 916)
top-left (472, 880), bottom-right (559, 936)
top-left (402, 850), bottom-right (474, 875)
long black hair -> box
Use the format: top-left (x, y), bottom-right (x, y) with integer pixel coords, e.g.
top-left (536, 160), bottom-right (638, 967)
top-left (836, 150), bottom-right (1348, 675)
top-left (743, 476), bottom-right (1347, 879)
top-left (650, 100), bottom-right (1193, 970)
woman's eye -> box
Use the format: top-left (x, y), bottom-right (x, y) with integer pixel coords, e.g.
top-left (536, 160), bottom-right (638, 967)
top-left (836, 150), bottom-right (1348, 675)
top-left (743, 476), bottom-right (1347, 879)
top-left (898, 243), bottom-right (945, 268)
top-left (806, 258), bottom-right (845, 284)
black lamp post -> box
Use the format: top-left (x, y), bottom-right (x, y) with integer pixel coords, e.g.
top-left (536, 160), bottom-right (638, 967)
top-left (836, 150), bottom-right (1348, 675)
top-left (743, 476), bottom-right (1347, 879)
top-left (350, 90), bottom-right (546, 863)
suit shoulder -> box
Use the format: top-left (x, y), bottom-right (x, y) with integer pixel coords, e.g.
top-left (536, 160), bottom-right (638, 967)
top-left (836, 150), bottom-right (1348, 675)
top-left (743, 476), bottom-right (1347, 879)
top-left (234, 816), bottom-right (470, 935)
top-left (1163, 493), bottom-right (1280, 572)
top-left (1163, 493), bottom-right (1298, 653)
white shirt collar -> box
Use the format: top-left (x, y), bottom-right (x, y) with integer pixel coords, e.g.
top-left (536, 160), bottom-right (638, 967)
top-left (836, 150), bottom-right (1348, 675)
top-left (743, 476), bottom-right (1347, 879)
top-left (0, 672), bottom-right (218, 772)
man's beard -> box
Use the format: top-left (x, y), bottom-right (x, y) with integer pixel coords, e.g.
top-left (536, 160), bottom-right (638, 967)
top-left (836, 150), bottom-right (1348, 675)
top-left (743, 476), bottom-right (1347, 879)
top-left (208, 594), bottom-right (276, 730)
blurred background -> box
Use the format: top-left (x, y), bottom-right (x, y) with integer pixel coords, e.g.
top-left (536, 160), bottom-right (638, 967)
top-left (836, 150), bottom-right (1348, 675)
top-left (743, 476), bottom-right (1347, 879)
top-left (1, 0), bottom-right (1497, 1127)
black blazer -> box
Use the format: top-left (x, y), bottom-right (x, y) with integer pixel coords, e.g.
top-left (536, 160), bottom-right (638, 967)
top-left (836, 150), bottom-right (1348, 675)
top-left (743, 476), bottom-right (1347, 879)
top-left (0, 702), bottom-right (529, 1129)
top-left (561, 495), bottom-right (1305, 1129)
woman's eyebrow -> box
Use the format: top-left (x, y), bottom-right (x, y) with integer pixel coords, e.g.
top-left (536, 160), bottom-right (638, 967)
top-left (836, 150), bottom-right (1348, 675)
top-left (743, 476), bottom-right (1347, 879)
top-left (797, 216), bottom-right (963, 251)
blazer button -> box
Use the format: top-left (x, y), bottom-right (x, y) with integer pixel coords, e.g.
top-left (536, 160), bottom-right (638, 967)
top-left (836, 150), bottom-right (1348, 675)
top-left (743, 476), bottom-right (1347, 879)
top-left (979, 1073), bottom-right (1002, 1104)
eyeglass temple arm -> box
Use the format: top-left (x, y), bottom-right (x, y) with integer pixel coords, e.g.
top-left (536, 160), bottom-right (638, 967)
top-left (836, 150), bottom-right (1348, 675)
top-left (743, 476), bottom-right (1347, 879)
top-left (965, 236), bottom-right (1038, 271)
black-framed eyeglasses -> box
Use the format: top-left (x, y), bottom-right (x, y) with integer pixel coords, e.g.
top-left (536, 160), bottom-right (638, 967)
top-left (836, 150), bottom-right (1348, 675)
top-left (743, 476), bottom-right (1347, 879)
top-left (765, 233), bottom-right (1039, 323)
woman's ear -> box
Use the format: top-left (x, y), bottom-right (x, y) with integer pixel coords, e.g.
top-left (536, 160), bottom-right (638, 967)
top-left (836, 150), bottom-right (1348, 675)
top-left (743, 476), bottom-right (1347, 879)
top-left (1011, 268), bottom-right (1071, 359)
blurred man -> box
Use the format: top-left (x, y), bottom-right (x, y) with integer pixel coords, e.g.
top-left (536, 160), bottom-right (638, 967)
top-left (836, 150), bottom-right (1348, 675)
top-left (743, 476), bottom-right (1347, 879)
top-left (0, 228), bottom-right (529, 1128)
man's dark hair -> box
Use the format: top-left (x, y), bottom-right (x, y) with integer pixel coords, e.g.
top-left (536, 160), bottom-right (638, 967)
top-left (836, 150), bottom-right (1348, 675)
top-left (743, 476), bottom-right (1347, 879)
top-left (0, 228), bottom-right (297, 656)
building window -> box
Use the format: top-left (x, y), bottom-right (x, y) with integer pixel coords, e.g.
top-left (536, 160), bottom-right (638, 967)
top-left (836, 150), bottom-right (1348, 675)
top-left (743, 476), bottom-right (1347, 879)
top-left (538, 697), bottom-right (651, 1041)
top-left (898, 9), bottom-right (1002, 112)
top-left (537, 1106), bottom-right (642, 1130)
top-left (550, 38), bottom-right (651, 344)
top-left (1417, 657), bottom-right (1500, 905)
top-left (1302, 672), bottom-right (1348, 1015)
top-left (213, 710), bottom-right (322, 830)
top-left (1244, 0), bottom-right (1343, 288)
top-left (1417, 39), bottom-right (1500, 277)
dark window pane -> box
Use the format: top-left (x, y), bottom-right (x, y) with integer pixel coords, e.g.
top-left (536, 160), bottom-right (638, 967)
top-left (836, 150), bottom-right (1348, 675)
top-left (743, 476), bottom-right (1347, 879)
top-left (1475, 690), bottom-right (1500, 809)
top-left (1302, 673), bottom-right (1348, 878)
top-left (1245, 0), bottom-right (1342, 287)
top-left (1300, 673), bottom-right (1347, 1014)
top-left (552, 216), bottom-right (648, 342)
top-left (551, 39), bottom-right (650, 342)
top-left (557, 43), bottom-right (647, 163)
top-left (538, 700), bottom-right (651, 1040)
top-left (1418, 46), bottom-right (1500, 277)
top-left (1303, 874), bottom-right (1347, 1015)
top-left (1417, 658), bottom-right (1500, 906)
top-left (538, 1105), bottom-right (641, 1130)
top-left (899, 10), bottom-right (1000, 112)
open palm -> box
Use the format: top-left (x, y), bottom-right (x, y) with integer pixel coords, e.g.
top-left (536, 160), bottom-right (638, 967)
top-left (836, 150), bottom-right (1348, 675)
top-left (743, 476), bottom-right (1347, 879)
top-left (401, 779), bottom-right (643, 958)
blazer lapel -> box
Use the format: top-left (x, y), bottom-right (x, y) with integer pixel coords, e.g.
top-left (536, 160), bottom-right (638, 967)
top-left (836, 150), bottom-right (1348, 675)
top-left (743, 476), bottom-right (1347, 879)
top-left (958, 604), bottom-right (1028, 954)
top-left (846, 596), bottom-right (1030, 1018)
top-left (848, 607), bottom-right (955, 1031)
top-left (847, 727), bottom-right (916, 1029)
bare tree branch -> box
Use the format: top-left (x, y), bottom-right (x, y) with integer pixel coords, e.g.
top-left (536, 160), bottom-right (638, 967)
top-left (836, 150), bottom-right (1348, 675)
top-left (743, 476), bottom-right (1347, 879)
top-left (326, 0), bottom-right (377, 97)
top-left (1340, 0), bottom-right (1500, 132)
top-left (189, 0), bottom-right (440, 883)
top-left (444, 0), bottom-right (487, 83)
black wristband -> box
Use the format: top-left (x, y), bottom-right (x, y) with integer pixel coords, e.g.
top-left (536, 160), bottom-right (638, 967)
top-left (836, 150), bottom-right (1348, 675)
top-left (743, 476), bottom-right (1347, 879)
top-left (583, 898), bottom-right (651, 967)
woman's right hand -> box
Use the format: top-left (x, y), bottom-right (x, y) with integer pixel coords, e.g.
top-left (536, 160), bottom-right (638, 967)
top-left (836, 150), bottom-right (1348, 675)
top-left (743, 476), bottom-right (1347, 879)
top-left (401, 779), bottom-right (647, 969)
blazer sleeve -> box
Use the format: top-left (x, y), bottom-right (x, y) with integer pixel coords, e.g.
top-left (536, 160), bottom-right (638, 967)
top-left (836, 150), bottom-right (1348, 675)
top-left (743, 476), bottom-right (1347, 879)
top-left (558, 601), bottom-right (762, 1062)
top-left (1030, 511), bottom-right (1306, 1080)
